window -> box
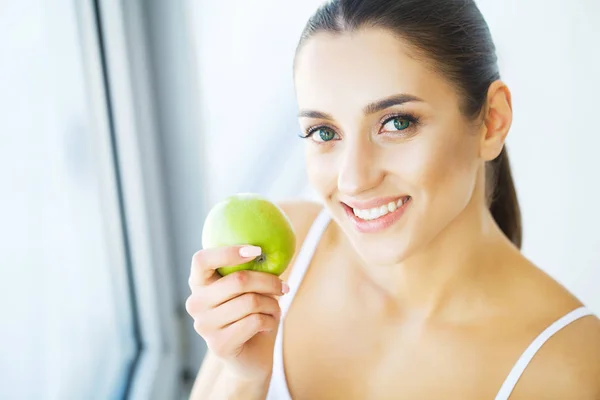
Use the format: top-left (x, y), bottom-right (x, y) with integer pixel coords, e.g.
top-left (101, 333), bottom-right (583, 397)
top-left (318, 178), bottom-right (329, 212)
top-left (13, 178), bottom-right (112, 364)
top-left (0, 1), bottom-right (137, 398)
top-left (0, 1), bottom-right (180, 398)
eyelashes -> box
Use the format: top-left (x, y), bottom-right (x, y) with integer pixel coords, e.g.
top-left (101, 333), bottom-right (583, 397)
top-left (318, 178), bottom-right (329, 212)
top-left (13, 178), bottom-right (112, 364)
top-left (299, 126), bottom-right (338, 143)
top-left (299, 112), bottom-right (421, 143)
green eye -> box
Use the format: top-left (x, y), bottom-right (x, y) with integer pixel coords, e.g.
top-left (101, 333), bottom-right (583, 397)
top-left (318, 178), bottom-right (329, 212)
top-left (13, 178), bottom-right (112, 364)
top-left (381, 116), bottom-right (412, 133)
top-left (392, 118), bottom-right (410, 130)
top-left (315, 128), bottom-right (336, 142)
top-left (380, 114), bottom-right (419, 136)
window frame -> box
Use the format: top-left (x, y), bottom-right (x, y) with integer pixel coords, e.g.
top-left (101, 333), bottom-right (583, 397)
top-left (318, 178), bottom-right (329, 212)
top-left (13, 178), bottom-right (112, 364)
top-left (76, 1), bottom-right (182, 398)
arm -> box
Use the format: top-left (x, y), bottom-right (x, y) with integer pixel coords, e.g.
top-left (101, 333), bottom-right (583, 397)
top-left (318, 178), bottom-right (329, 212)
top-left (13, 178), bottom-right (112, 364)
top-left (189, 350), bottom-right (222, 400)
top-left (189, 350), bottom-right (271, 400)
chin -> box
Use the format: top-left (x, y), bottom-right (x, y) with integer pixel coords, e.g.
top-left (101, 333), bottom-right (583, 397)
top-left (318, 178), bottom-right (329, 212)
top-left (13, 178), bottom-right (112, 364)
top-left (325, 197), bottom-right (428, 266)
top-left (333, 213), bottom-right (416, 267)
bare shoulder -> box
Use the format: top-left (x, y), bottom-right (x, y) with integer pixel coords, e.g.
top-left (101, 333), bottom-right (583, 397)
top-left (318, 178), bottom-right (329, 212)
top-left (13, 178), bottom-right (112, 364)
top-left (524, 311), bottom-right (600, 399)
top-left (276, 200), bottom-right (324, 282)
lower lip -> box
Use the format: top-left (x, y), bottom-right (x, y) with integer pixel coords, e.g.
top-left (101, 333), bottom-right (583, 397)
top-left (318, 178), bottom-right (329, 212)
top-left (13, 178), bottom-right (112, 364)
top-left (342, 198), bottom-right (411, 234)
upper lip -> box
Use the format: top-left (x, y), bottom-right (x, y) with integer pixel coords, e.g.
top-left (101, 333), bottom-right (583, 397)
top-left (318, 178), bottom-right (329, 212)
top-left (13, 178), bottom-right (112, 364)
top-left (341, 195), bottom-right (409, 210)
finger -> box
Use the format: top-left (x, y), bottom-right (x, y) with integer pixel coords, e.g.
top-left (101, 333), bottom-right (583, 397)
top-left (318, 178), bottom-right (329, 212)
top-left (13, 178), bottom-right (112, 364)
top-left (185, 288), bottom-right (282, 326)
top-left (202, 293), bottom-right (281, 329)
top-left (212, 314), bottom-right (279, 357)
top-left (202, 270), bottom-right (288, 308)
top-left (189, 245), bottom-right (262, 288)
top-left (184, 273), bottom-right (286, 319)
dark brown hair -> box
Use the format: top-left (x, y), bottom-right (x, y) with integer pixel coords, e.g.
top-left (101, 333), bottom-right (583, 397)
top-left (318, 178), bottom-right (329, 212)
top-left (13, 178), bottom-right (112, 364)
top-left (296, 0), bottom-right (522, 248)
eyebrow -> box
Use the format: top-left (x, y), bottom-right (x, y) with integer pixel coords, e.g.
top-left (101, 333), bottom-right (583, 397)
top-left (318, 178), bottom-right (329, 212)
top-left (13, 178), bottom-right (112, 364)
top-left (298, 93), bottom-right (424, 120)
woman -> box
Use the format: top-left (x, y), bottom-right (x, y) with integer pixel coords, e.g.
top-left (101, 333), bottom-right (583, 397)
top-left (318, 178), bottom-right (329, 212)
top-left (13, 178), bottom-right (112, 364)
top-left (186, 0), bottom-right (600, 398)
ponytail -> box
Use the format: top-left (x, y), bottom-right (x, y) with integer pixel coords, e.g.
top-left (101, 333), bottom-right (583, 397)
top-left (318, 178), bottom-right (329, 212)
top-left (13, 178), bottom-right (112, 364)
top-left (487, 147), bottom-right (522, 248)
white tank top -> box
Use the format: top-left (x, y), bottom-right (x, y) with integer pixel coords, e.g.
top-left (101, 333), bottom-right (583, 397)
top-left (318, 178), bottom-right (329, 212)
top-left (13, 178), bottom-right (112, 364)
top-left (266, 208), bottom-right (594, 399)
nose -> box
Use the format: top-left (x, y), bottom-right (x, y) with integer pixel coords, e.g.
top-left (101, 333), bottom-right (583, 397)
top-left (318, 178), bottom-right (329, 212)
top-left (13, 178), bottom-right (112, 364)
top-left (337, 138), bottom-right (384, 197)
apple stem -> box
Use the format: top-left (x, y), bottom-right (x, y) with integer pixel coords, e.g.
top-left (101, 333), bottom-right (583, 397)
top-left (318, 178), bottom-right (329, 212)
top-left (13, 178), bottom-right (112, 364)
top-left (255, 253), bottom-right (265, 263)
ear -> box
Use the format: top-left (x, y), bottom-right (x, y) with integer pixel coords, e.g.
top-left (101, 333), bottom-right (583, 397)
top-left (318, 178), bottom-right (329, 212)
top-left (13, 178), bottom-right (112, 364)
top-left (479, 80), bottom-right (513, 161)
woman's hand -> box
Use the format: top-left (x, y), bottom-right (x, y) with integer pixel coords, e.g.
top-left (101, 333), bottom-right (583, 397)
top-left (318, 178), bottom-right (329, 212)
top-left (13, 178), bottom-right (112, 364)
top-left (185, 245), bottom-right (289, 381)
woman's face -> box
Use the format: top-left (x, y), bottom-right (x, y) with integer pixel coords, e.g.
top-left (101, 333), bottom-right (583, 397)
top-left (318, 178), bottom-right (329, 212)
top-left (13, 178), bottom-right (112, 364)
top-left (294, 28), bottom-right (485, 266)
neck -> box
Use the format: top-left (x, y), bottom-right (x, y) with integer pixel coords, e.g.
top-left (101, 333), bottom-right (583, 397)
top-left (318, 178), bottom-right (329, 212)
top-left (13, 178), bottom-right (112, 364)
top-left (350, 195), bottom-right (519, 321)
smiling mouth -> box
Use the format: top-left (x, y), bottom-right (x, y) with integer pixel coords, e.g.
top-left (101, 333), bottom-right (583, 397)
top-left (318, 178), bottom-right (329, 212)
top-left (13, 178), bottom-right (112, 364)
top-left (340, 196), bottom-right (412, 234)
top-left (347, 196), bottom-right (411, 221)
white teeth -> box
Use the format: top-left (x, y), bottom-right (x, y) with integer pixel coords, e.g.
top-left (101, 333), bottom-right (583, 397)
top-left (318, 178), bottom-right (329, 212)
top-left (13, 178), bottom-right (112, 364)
top-left (388, 202), bottom-right (397, 213)
top-left (352, 197), bottom-right (409, 221)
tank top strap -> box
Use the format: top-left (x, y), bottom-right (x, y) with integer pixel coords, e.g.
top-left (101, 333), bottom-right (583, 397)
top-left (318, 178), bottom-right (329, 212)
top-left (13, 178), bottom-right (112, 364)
top-left (494, 306), bottom-right (594, 400)
top-left (279, 206), bottom-right (330, 317)
top-left (267, 206), bottom-right (331, 400)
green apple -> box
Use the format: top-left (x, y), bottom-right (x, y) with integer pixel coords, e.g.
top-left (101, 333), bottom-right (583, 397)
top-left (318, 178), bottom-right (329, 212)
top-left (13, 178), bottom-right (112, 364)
top-left (201, 193), bottom-right (296, 276)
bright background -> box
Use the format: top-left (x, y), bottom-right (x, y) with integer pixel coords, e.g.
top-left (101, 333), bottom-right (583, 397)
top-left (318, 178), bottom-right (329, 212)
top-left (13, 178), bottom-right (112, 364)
top-left (1, 1), bottom-right (598, 398)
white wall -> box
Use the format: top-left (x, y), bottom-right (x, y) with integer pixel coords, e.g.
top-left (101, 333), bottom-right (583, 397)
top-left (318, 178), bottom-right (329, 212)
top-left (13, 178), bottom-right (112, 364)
top-left (187, 0), bottom-right (600, 325)
top-left (479, 0), bottom-right (600, 313)
top-left (189, 0), bottom-right (326, 206)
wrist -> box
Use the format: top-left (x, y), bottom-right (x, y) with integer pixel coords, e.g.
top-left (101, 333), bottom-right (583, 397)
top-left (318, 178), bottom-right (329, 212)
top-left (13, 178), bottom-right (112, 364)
top-left (221, 368), bottom-right (271, 400)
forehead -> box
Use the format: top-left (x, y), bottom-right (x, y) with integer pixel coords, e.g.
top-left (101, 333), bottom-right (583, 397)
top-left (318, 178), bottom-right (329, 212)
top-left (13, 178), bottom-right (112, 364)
top-left (294, 28), bottom-right (455, 113)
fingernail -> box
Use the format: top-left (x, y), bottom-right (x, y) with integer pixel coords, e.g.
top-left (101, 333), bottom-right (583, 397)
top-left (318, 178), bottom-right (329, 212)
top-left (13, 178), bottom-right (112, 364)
top-left (281, 282), bottom-right (290, 294)
top-left (239, 245), bottom-right (262, 258)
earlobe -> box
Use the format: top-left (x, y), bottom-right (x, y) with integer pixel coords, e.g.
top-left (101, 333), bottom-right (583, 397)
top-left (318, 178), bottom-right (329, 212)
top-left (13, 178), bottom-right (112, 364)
top-left (480, 81), bottom-right (513, 161)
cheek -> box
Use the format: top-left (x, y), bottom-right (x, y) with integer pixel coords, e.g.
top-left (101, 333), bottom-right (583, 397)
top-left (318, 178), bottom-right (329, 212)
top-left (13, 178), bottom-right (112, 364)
top-left (305, 147), bottom-right (337, 196)
top-left (390, 130), bottom-right (478, 209)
